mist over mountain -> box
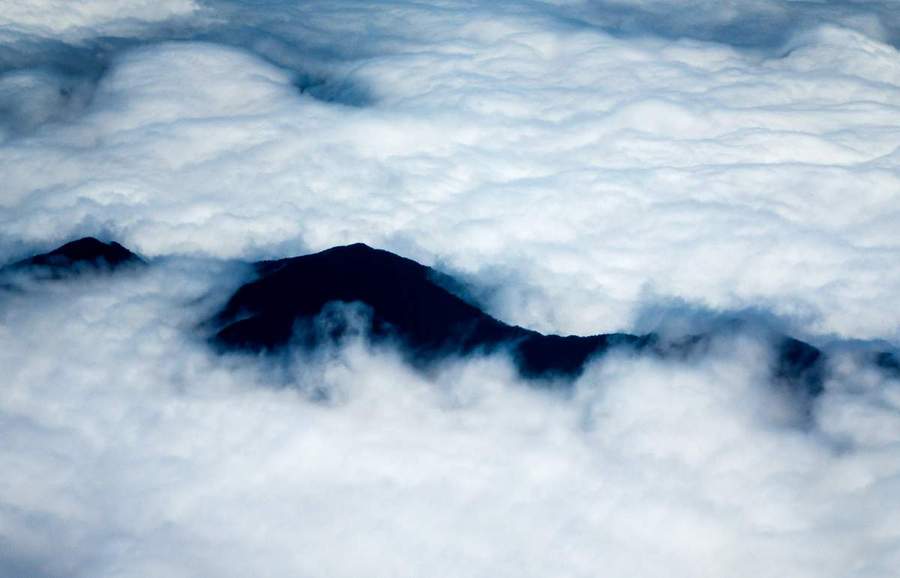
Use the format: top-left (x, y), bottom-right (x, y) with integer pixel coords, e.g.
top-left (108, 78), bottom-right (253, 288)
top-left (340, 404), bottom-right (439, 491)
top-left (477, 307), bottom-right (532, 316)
top-left (207, 240), bottom-right (837, 395)
top-left (2, 2), bottom-right (900, 577)
top-left (3, 236), bottom-right (838, 391)
top-left (1, 236), bottom-right (142, 278)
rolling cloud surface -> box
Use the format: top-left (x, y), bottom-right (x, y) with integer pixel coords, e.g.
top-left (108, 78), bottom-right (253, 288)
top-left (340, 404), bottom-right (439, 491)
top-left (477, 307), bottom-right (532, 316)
top-left (1, 1), bottom-right (899, 576)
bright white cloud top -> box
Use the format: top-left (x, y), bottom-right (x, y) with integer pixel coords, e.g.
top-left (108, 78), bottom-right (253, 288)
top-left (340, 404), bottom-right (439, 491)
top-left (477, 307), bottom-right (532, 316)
top-left (1, 1), bottom-right (899, 577)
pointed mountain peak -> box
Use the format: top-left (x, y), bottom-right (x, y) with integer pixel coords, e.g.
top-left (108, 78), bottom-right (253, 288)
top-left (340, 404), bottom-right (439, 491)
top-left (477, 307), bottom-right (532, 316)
top-left (2, 236), bottom-right (143, 280)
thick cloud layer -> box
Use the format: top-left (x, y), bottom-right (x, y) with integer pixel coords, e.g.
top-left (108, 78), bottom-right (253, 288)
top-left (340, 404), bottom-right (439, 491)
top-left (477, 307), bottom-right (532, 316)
top-left (1, 259), bottom-right (899, 578)
top-left (1, 0), bottom-right (899, 340)
top-left (1, 1), bottom-right (899, 576)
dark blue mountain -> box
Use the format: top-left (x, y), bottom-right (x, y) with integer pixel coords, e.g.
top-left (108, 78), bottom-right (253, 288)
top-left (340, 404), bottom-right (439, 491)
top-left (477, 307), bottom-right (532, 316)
top-left (209, 243), bottom-right (826, 394)
top-left (1, 237), bottom-right (143, 281)
top-left (211, 243), bottom-right (658, 378)
top-left (9, 236), bottom-right (888, 398)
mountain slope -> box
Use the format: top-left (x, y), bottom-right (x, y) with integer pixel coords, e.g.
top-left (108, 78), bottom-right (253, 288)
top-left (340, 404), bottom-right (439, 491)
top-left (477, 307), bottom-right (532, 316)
top-left (209, 243), bottom-right (821, 388)
top-left (1, 237), bottom-right (143, 281)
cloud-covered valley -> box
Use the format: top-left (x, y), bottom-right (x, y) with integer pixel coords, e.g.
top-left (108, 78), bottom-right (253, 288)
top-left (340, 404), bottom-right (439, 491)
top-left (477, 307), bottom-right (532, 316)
top-left (1, 1), bottom-right (899, 576)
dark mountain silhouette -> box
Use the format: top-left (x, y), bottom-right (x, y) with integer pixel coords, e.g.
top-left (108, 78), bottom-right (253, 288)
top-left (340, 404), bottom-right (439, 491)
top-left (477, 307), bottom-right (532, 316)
top-left (9, 237), bottom-right (893, 397)
top-left (211, 243), bottom-right (658, 378)
top-left (1, 237), bottom-right (143, 281)
top-left (208, 242), bottom-right (827, 394)
top-left (876, 351), bottom-right (900, 378)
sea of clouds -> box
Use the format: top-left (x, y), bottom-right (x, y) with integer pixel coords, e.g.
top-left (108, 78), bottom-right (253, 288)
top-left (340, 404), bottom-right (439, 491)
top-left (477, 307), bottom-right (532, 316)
top-left (1, 1), bottom-right (899, 576)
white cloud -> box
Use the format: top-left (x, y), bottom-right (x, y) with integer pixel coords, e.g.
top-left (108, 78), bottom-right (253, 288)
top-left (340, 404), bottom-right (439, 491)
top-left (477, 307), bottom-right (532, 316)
top-left (3, 6), bottom-right (899, 339)
top-left (0, 264), bottom-right (898, 577)
top-left (1, 1), bottom-right (900, 575)
top-left (565, 0), bottom-right (898, 47)
top-left (0, 0), bottom-right (197, 37)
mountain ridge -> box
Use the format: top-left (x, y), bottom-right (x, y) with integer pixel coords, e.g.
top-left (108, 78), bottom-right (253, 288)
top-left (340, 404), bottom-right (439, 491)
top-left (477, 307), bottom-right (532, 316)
top-left (9, 236), bottom-right (896, 396)
top-left (208, 242), bottom-right (823, 392)
top-left (1, 237), bottom-right (143, 280)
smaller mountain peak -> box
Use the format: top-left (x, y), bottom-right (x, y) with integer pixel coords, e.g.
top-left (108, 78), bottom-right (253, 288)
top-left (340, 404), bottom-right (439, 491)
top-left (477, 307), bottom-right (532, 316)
top-left (303, 242), bottom-right (424, 272)
top-left (48, 237), bottom-right (134, 262)
top-left (2, 237), bottom-right (143, 280)
top-left (324, 242), bottom-right (379, 255)
top-left (62, 236), bottom-right (104, 247)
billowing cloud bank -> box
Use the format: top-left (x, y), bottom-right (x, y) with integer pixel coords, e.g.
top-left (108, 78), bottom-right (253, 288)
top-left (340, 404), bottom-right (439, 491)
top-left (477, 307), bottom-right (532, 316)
top-left (2, 0), bottom-right (899, 339)
top-left (1, 1), bottom-right (899, 577)
top-left (2, 256), bottom-right (899, 578)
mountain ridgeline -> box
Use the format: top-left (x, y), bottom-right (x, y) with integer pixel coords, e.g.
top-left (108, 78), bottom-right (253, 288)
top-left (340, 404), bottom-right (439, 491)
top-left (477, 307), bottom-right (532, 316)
top-left (210, 243), bottom-right (661, 378)
top-left (6, 237), bottom-right (897, 395)
top-left (1, 237), bottom-right (143, 280)
top-left (207, 243), bottom-right (826, 395)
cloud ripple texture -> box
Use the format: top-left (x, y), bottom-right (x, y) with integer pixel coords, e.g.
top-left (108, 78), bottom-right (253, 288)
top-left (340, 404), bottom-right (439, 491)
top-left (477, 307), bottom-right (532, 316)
top-left (1, 1), bottom-right (899, 577)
